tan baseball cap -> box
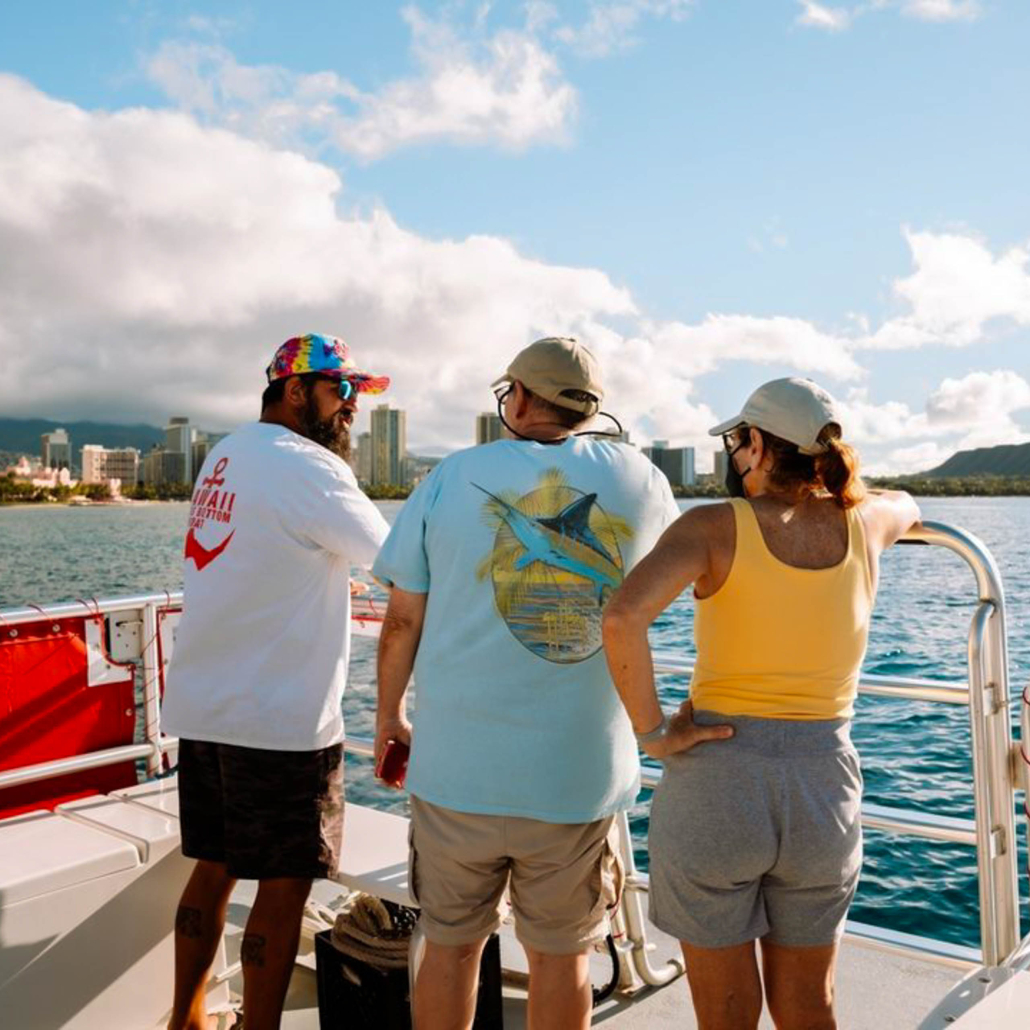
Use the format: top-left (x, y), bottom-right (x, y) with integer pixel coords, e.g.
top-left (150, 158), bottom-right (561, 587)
top-left (491, 337), bottom-right (604, 414)
top-left (709, 377), bottom-right (843, 455)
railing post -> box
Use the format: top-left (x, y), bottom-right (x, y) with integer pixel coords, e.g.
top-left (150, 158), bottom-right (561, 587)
top-left (613, 810), bottom-right (683, 989)
top-left (140, 601), bottom-right (164, 778)
top-left (964, 595), bottom-right (1020, 967)
top-left (982, 597), bottom-right (1021, 963)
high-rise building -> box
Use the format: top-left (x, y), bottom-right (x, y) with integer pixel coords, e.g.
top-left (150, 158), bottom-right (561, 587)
top-left (41, 428), bottom-right (71, 470)
top-left (165, 417), bottom-right (193, 485)
top-left (191, 432), bottom-right (228, 482)
top-left (643, 441), bottom-right (696, 487)
top-left (371, 405), bottom-right (407, 487)
top-left (355, 432), bottom-right (373, 484)
top-left (81, 445), bottom-right (140, 486)
top-left (475, 413), bottom-right (503, 445)
top-left (142, 445), bottom-right (185, 487)
top-left (666, 447), bottom-right (696, 487)
top-left (713, 451), bottom-right (728, 484)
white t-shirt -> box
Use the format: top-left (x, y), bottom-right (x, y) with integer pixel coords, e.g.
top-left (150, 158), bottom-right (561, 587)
top-left (162, 421), bottom-right (390, 751)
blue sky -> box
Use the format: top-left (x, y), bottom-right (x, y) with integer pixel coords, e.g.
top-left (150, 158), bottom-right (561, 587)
top-left (1, 0), bottom-right (1027, 472)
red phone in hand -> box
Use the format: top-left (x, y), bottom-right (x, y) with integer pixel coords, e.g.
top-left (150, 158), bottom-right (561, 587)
top-left (375, 738), bottom-right (410, 789)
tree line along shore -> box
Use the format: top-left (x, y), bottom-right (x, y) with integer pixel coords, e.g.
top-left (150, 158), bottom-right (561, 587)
top-left (670, 476), bottom-right (1030, 499)
top-left (4, 473), bottom-right (1030, 506)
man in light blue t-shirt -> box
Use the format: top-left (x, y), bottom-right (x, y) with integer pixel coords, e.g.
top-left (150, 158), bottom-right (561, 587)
top-left (373, 337), bottom-right (681, 1030)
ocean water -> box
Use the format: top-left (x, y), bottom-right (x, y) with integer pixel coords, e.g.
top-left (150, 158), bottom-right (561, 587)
top-left (1, 496), bottom-right (1028, 951)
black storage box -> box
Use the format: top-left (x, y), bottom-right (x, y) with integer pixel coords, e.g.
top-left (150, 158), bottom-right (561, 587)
top-left (315, 928), bottom-right (503, 1029)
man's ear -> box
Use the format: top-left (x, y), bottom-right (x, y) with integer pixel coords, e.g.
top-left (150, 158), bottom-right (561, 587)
top-left (512, 380), bottom-right (531, 418)
top-left (284, 376), bottom-right (308, 408)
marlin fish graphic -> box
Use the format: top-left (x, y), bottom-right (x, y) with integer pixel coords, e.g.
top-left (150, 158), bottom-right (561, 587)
top-left (474, 484), bottom-right (622, 602)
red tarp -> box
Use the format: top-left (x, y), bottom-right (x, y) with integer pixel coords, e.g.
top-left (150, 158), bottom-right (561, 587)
top-left (0, 616), bottom-right (136, 820)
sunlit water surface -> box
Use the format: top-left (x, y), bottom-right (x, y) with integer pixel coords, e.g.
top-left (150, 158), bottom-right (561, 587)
top-left (2, 496), bottom-right (1028, 950)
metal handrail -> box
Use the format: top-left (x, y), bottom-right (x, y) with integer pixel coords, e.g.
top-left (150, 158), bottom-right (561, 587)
top-left (0, 520), bottom-right (1023, 968)
top-left (653, 654), bottom-right (970, 705)
top-left (0, 592), bottom-right (184, 625)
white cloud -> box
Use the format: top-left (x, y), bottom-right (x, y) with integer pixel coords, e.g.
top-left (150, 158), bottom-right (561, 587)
top-left (872, 440), bottom-right (951, 476)
top-left (836, 388), bottom-right (928, 445)
top-left (861, 230), bottom-right (1030, 350)
top-left (0, 73), bottom-right (618, 445)
top-left (0, 73), bottom-right (882, 460)
top-left (841, 372), bottom-right (1030, 474)
top-left (647, 314), bottom-right (863, 381)
top-left (900, 0), bottom-right (981, 23)
top-left (926, 370), bottom-right (1030, 447)
top-left (144, 2), bottom-right (702, 161)
top-left (796, 2), bottom-right (853, 31)
top-left (146, 6), bottom-right (578, 161)
top-left (1, 75), bottom-right (1025, 473)
top-left (796, 0), bottom-right (982, 31)
top-left (554, 1), bottom-right (695, 58)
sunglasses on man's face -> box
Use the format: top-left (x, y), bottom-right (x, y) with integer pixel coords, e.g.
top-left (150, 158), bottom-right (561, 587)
top-left (314, 375), bottom-right (357, 401)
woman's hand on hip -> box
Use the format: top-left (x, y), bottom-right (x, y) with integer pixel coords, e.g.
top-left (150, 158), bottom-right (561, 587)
top-left (643, 701), bottom-right (734, 761)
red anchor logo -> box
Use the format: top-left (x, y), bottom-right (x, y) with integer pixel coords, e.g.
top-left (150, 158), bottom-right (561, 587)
top-left (185, 527), bottom-right (235, 570)
top-left (202, 456), bottom-right (229, 488)
top-left (185, 456), bottom-right (235, 570)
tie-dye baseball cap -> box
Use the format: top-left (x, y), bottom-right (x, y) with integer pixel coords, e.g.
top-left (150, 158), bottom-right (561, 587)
top-left (266, 334), bottom-right (390, 394)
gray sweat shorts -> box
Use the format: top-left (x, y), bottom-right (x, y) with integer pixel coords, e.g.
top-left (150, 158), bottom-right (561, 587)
top-left (647, 712), bottom-right (862, 949)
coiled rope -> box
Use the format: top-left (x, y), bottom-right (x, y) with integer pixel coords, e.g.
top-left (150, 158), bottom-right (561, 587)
top-left (329, 894), bottom-right (417, 971)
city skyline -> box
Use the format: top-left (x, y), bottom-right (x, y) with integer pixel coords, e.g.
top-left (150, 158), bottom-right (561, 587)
top-left (11, 409), bottom-right (717, 491)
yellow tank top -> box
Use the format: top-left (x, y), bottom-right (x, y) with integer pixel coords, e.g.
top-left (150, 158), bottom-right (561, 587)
top-left (690, 497), bottom-right (874, 720)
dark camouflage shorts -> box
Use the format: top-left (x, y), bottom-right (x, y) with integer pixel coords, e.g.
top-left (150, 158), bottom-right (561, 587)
top-left (177, 739), bottom-right (344, 880)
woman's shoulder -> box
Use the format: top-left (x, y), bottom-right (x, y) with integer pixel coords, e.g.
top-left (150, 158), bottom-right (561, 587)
top-left (674, 499), bottom-right (738, 545)
top-left (855, 489), bottom-right (921, 548)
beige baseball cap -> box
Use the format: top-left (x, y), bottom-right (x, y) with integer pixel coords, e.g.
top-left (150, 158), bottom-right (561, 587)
top-left (491, 337), bottom-right (604, 414)
top-left (709, 377), bottom-right (843, 455)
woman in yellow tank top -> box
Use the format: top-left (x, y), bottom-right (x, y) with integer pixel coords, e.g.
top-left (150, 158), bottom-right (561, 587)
top-left (602, 378), bottom-right (920, 1030)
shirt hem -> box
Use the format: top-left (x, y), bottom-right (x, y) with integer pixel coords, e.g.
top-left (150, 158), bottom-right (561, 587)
top-left (162, 725), bottom-right (345, 753)
top-left (407, 785), bottom-right (638, 824)
top-left (370, 571), bottom-right (430, 593)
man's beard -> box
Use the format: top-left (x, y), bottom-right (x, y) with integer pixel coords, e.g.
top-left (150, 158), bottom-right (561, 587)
top-left (299, 391), bottom-right (352, 461)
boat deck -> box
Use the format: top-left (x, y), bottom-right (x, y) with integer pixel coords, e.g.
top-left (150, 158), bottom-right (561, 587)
top-left (226, 881), bottom-right (968, 1030)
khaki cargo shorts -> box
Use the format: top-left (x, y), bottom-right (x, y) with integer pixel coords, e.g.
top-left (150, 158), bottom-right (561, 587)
top-left (408, 795), bottom-right (623, 955)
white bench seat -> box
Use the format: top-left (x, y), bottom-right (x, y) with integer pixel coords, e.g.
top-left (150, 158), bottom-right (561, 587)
top-left (119, 777), bottom-right (414, 906)
top-left (334, 802), bottom-right (415, 908)
top-left (0, 787), bottom-right (229, 1029)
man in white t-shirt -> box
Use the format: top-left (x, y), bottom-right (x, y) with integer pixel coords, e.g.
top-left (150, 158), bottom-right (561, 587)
top-left (162, 333), bottom-right (390, 1030)
top-left (372, 338), bottom-right (686, 1030)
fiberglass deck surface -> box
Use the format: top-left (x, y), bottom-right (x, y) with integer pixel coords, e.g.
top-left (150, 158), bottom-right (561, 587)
top-left (222, 880), bottom-right (966, 1030)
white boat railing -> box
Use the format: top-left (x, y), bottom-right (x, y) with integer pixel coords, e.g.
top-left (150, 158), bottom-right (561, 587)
top-left (0, 520), bottom-right (1026, 972)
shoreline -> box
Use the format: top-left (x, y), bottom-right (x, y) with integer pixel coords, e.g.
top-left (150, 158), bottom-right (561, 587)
top-left (5, 494), bottom-right (1030, 511)
top-left (0, 499), bottom-right (190, 510)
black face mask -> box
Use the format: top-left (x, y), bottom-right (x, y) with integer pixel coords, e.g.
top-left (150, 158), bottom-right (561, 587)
top-left (725, 441), bottom-right (751, 497)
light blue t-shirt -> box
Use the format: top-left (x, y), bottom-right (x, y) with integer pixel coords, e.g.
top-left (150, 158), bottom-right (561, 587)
top-left (372, 437), bottom-right (681, 823)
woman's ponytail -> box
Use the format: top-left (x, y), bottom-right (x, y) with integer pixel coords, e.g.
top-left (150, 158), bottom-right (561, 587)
top-left (815, 427), bottom-right (866, 509)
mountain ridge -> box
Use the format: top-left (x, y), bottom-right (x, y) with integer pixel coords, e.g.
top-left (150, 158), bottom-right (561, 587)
top-left (0, 418), bottom-right (166, 458)
top-left (924, 441), bottom-right (1030, 478)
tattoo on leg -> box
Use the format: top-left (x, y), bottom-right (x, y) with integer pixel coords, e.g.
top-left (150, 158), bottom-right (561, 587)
top-left (176, 906), bottom-right (203, 939)
top-left (241, 933), bottom-right (267, 968)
